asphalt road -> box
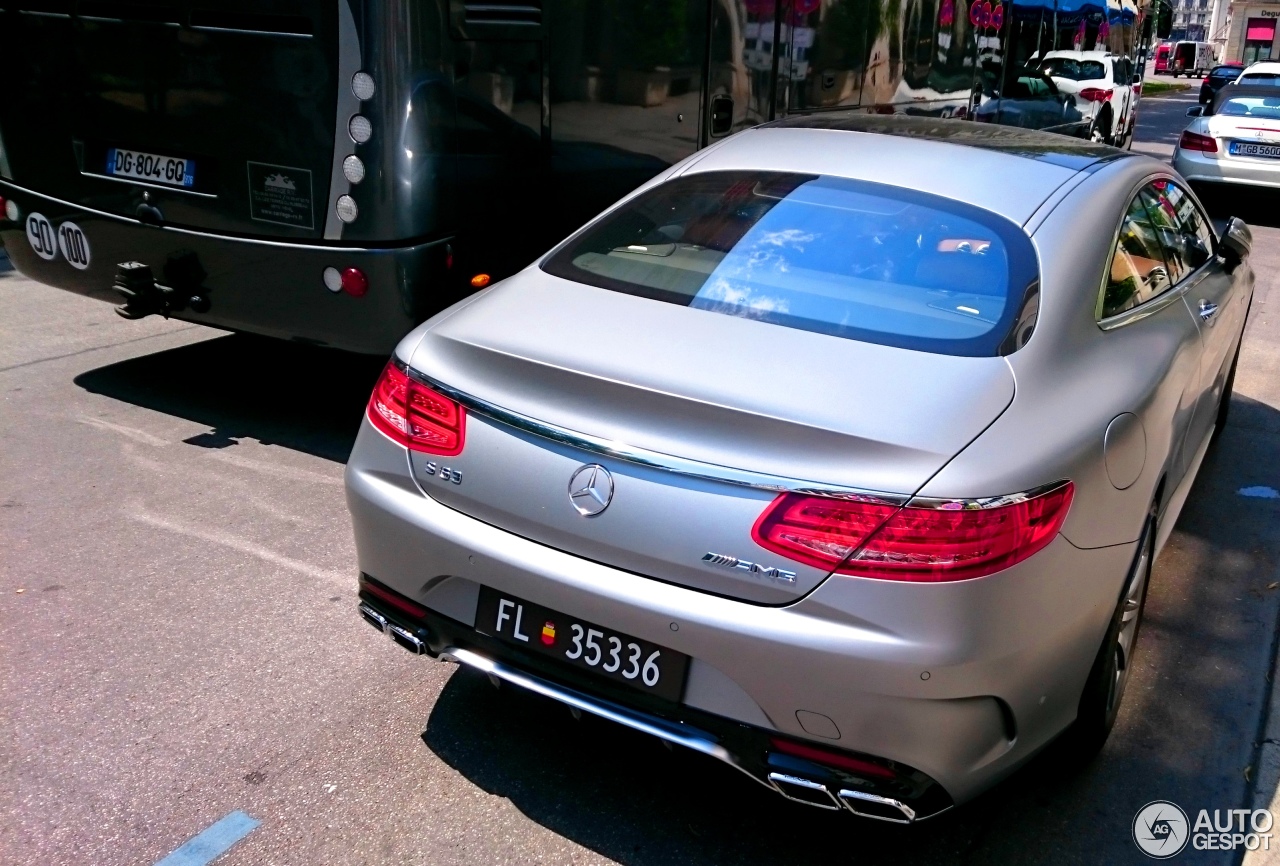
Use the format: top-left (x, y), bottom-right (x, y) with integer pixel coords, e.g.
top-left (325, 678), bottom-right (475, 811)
top-left (3, 101), bottom-right (1280, 866)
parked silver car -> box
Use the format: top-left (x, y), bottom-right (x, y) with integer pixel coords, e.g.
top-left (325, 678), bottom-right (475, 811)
top-left (346, 116), bottom-right (1254, 822)
top-left (1176, 85), bottom-right (1280, 191)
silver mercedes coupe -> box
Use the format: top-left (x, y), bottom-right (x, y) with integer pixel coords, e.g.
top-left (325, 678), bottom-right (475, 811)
top-left (345, 116), bottom-right (1254, 822)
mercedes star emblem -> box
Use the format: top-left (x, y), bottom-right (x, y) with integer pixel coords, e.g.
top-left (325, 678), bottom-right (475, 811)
top-left (568, 463), bottom-right (614, 517)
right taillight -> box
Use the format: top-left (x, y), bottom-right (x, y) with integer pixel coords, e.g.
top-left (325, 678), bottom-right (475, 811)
top-left (366, 361), bottom-right (465, 455)
top-left (1179, 130), bottom-right (1218, 152)
top-left (752, 483), bottom-right (1073, 582)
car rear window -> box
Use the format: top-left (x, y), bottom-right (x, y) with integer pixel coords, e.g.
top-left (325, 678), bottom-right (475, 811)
top-left (1210, 66), bottom-right (1242, 80)
top-left (1239, 73), bottom-right (1280, 85)
top-left (541, 171), bottom-right (1041, 357)
top-left (1038, 58), bottom-right (1107, 81)
top-left (1218, 95), bottom-right (1280, 119)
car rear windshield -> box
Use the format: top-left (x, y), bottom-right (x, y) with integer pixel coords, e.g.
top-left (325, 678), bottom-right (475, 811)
top-left (1210, 66), bottom-right (1242, 80)
top-left (1038, 58), bottom-right (1106, 81)
top-left (1219, 95), bottom-right (1280, 119)
top-left (1239, 73), bottom-right (1280, 85)
top-left (542, 171), bottom-right (1040, 357)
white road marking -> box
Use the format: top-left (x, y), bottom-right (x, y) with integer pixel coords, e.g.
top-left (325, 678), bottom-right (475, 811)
top-left (207, 450), bottom-right (343, 486)
top-left (130, 509), bottom-right (352, 587)
top-left (78, 416), bottom-right (171, 447)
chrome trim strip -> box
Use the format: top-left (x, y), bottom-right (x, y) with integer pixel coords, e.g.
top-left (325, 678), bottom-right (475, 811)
top-left (1097, 281), bottom-right (1192, 331)
top-left (904, 479), bottom-right (1073, 511)
top-left (189, 25), bottom-right (312, 38)
top-left (0, 179), bottom-right (408, 252)
top-left (443, 646), bottom-right (772, 790)
top-left (838, 788), bottom-right (918, 823)
top-left (767, 773), bottom-right (844, 810)
top-left (404, 366), bottom-right (910, 504)
top-left (79, 171), bottom-right (219, 199)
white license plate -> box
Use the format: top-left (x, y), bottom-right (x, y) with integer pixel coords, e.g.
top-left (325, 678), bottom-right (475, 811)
top-left (1229, 141), bottom-right (1280, 159)
top-left (104, 147), bottom-right (196, 187)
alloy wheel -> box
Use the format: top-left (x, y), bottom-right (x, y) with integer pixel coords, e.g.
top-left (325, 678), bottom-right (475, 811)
top-left (1106, 526), bottom-right (1152, 716)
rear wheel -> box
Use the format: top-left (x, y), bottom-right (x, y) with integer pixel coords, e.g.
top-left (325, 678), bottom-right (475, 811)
top-left (1088, 111), bottom-right (1110, 144)
top-left (1214, 340), bottom-right (1242, 436)
top-left (1064, 509), bottom-right (1156, 759)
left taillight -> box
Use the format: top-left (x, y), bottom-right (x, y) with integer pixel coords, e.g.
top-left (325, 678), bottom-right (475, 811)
top-left (1080, 87), bottom-right (1113, 102)
top-left (752, 483), bottom-right (1074, 582)
top-left (366, 361), bottom-right (465, 455)
top-left (1179, 130), bottom-right (1218, 153)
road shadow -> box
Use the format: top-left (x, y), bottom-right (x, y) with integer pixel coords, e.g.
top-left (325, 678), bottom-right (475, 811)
top-left (74, 333), bottom-right (384, 462)
top-left (420, 393), bottom-right (1280, 865)
top-left (1196, 186), bottom-right (1280, 231)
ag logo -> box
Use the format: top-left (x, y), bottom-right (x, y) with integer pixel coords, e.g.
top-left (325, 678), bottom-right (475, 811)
top-left (1133, 801), bottom-right (1189, 858)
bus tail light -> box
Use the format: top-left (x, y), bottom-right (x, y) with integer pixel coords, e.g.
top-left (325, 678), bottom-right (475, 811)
top-left (366, 362), bottom-right (465, 455)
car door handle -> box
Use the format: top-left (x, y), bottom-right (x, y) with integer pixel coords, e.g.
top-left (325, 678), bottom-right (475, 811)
top-left (1198, 299), bottom-right (1219, 324)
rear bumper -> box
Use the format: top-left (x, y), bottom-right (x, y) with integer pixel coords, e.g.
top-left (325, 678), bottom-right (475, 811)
top-left (0, 181), bottom-right (451, 354)
top-left (1173, 150), bottom-right (1280, 190)
top-left (345, 418), bottom-right (1139, 807)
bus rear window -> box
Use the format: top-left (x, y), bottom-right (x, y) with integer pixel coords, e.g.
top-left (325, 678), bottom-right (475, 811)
top-left (542, 171), bottom-right (1040, 356)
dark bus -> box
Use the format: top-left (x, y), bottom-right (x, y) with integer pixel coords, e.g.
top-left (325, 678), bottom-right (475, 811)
top-left (0, 0), bottom-right (1150, 354)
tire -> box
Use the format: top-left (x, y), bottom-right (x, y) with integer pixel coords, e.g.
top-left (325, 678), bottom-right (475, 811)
top-left (1063, 509), bottom-right (1156, 760)
top-left (1088, 111), bottom-right (1111, 144)
top-left (1214, 339), bottom-right (1242, 436)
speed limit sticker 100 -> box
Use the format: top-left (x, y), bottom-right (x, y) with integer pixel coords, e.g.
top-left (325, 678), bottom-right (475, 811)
top-left (25, 213), bottom-right (91, 270)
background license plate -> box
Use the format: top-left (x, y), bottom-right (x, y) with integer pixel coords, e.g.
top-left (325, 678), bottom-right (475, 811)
top-left (105, 147), bottom-right (196, 187)
top-left (476, 588), bottom-right (689, 702)
top-left (1230, 142), bottom-right (1280, 159)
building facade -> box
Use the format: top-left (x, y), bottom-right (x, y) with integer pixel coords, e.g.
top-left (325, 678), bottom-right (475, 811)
top-left (1224, 0), bottom-right (1280, 62)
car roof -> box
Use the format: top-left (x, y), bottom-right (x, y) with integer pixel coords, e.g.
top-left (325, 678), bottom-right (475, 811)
top-left (1242, 62), bottom-right (1280, 73)
top-left (1045, 49), bottom-right (1109, 58)
top-left (1210, 83), bottom-right (1280, 112)
top-left (685, 114), bottom-right (1139, 226)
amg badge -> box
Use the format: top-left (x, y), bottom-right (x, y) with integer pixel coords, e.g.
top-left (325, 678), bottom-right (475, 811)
top-left (701, 552), bottom-right (797, 583)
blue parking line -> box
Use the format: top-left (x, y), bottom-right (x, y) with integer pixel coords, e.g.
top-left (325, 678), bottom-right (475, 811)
top-left (153, 811), bottom-right (260, 866)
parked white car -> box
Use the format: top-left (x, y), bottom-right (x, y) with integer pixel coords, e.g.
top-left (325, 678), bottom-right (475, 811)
top-left (1174, 84), bottom-right (1280, 190)
top-left (1036, 50), bottom-right (1138, 146)
top-left (1235, 61), bottom-right (1280, 87)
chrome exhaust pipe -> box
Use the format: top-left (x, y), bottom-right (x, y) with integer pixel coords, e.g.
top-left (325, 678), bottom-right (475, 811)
top-left (359, 603), bottom-right (428, 655)
top-left (359, 603), bottom-right (389, 632)
top-left (767, 773), bottom-right (843, 810)
top-left (838, 788), bottom-right (917, 823)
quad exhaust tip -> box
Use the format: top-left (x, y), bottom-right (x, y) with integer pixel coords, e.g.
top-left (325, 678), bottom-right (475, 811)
top-left (359, 602), bottom-right (428, 655)
top-left (357, 603), bottom-right (924, 823)
top-left (767, 773), bottom-right (916, 823)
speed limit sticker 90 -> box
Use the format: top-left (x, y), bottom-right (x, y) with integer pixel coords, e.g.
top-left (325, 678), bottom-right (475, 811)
top-left (25, 213), bottom-right (92, 269)
top-left (26, 212), bottom-right (57, 261)
top-left (57, 221), bottom-right (91, 270)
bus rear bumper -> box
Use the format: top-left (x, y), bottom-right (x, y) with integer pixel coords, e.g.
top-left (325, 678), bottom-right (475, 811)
top-left (0, 182), bottom-right (450, 355)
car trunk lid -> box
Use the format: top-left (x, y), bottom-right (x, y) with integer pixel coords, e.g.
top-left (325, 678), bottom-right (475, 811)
top-left (407, 272), bottom-right (1016, 604)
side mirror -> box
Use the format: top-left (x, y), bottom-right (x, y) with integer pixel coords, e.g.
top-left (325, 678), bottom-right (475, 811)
top-left (1219, 216), bottom-right (1252, 273)
top-left (1131, 73), bottom-right (1142, 85)
top-left (1186, 105), bottom-right (1205, 117)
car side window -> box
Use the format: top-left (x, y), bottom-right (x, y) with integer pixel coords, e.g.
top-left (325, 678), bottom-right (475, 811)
top-left (1159, 181), bottom-right (1216, 271)
top-left (1102, 194), bottom-right (1177, 319)
top-left (1137, 187), bottom-right (1189, 283)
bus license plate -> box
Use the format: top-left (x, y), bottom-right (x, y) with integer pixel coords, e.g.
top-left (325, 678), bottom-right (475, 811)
top-left (105, 147), bottom-right (196, 187)
top-left (1229, 141), bottom-right (1280, 159)
top-left (476, 587), bottom-right (689, 702)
